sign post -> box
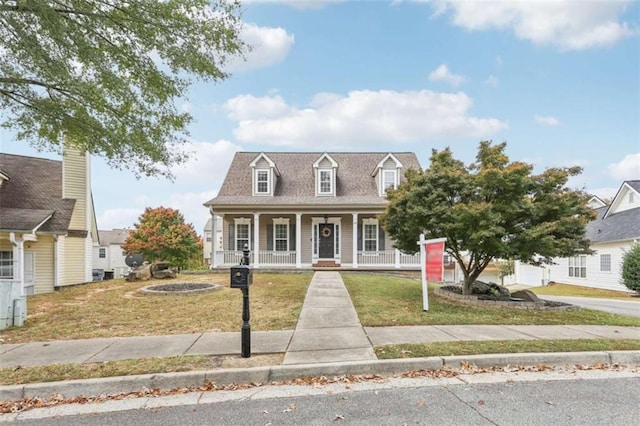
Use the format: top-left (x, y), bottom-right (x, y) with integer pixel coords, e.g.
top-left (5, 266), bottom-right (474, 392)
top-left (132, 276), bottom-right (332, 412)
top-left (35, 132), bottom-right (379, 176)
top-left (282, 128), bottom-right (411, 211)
top-left (418, 234), bottom-right (447, 311)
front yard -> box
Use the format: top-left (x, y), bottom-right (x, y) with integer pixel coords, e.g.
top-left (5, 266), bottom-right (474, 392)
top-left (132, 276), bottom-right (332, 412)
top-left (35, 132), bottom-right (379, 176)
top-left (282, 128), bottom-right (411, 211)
top-left (0, 272), bottom-right (312, 344)
top-left (341, 274), bottom-right (640, 327)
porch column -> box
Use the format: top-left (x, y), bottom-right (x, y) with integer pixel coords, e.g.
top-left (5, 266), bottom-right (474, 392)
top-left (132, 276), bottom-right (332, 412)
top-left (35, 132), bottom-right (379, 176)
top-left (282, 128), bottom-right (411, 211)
top-left (253, 213), bottom-right (260, 268)
top-left (211, 212), bottom-right (218, 268)
top-left (295, 213), bottom-right (302, 268)
top-left (395, 249), bottom-right (401, 269)
top-left (9, 233), bottom-right (25, 296)
top-left (352, 213), bottom-right (358, 268)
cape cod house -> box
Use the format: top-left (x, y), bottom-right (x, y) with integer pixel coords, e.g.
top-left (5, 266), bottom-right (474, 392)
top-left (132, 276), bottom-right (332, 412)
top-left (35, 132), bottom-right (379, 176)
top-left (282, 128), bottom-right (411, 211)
top-left (548, 180), bottom-right (640, 292)
top-left (0, 146), bottom-right (98, 296)
top-left (203, 152), bottom-right (422, 269)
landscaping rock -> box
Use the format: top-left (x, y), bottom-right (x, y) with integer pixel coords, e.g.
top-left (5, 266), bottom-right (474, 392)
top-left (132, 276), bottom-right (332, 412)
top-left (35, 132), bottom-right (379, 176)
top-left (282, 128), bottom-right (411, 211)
top-left (152, 269), bottom-right (177, 279)
top-left (126, 264), bottom-right (152, 282)
top-left (471, 281), bottom-right (511, 297)
top-left (511, 289), bottom-right (543, 303)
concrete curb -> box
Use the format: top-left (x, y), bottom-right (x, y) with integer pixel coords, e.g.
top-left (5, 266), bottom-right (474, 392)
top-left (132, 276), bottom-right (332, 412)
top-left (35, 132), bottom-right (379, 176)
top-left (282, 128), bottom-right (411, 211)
top-left (2, 350), bottom-right (639, 402)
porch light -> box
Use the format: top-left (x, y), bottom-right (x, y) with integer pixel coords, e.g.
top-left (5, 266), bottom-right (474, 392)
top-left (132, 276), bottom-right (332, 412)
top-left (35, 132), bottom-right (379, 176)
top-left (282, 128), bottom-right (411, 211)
top-left (324, 214), bottom-right (328, 224)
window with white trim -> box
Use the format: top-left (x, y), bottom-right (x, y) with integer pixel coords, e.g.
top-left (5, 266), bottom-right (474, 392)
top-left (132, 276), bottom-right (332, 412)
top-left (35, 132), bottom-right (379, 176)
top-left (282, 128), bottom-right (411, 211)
top-left (235, 218), bottom-right (251, 251)
top-left (273, 218), bottom-right (289, 252)
top-left (382, 169), bottom-right (397, 193)
top-left (600, 254), bottom-right (611, 272)
top-left (0, 251), bottom-right (13, 279)
top-left (256, 169), bottom-right (269, 194)
top-left (363, 219), bottom-right (378, 252)
top-left (319, 169), bottom-right (332, 194)
top-left (568, 255), bottom-right (586, 278)
top-left (630, 192), bottom-right (635, 203)
top-left (99, 248), bottom-right (106, 258)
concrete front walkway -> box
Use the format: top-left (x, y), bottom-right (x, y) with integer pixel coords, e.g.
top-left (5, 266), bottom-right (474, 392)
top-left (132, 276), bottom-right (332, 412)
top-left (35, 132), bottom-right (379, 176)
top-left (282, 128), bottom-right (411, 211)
top-left (283, 271), bottom-right (377, 365)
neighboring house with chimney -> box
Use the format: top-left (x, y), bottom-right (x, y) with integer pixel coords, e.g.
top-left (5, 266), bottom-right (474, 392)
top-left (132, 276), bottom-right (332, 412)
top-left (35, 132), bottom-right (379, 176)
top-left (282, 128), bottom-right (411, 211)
top-left (93, 229), bottom-right (130, 279)
top-left (548, 180), bottom-right (640, 292)
top-left (0, 146), bottom-right (98, 295)
top-left (203, 152), bottom-right (422, 269)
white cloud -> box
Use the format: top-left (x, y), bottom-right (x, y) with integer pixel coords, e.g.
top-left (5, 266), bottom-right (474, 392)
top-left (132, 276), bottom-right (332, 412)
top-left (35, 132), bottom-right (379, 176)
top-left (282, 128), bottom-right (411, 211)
top-left (224, 95), bottom-right (292, 120)
top-left (534, 115), bottom-right (562, 127)
top-left (165, 191), bottom-right (218, 233)
top-left (428, 64), bottom-right (466, 87)
top-left (97, 191), bottom-right (217, 236)
top-left (226, 89), bottom-right (507, 148)
top-left (241, 0), bottom-right (343, 8)
top-left (429, 0), bottom-right (638, 50)
top-left (172, 139), bottom-right (242, 183)
top-left (225, 23), bottom-right (294, 72)
top-left (608, 153), bottom-right (640, 180)
top-left (97, 208), bottom-right (142, 230)
top-left (588, 187), bottom-right (618, 200)
top-left (484, 75), bottom-right (499, 87)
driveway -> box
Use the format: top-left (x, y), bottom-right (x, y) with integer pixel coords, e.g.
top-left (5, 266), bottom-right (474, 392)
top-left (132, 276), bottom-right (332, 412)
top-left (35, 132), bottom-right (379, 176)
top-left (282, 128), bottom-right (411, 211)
top-left (541, 295), bottom-right (640, 318)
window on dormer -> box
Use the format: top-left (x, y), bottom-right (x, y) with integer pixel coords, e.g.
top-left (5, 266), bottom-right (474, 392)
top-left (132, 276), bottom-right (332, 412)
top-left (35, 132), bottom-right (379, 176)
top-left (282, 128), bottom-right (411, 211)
top-left (319, 169), bottom-right (332, 195)
top-left (382, 170), bottom-right (397, 192)
top-left (256, 170), bottom-right (269, 194)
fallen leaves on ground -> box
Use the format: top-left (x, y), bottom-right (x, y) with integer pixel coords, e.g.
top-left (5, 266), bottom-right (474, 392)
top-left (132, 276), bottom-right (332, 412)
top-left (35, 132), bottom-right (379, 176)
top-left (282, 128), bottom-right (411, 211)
top-left (1, 363), bottom-right (637, 414)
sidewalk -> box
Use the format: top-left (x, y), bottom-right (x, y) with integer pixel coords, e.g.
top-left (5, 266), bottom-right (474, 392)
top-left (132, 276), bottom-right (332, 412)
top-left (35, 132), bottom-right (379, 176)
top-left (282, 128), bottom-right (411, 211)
top-left (2, 271), bottom-right (639, 369)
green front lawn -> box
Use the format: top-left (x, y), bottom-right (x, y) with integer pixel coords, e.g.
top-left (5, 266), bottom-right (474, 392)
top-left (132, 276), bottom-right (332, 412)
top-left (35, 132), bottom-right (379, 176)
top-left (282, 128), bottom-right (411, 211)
top-left (341, 274), bottom-right (640, 327)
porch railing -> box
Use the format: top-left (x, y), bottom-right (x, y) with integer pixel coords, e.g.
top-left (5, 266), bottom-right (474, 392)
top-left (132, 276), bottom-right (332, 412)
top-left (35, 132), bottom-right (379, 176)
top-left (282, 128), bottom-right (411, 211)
top-left (357, 250), bottom-right (421, 267)
top-left (215, 250), bottom-right (295, 266)
top-left (259, 251), bottom-right (296, 266)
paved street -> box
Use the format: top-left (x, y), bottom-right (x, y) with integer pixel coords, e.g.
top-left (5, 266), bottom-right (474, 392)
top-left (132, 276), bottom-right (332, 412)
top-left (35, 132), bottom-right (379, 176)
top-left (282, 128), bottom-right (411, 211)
top-left (10, 369), bottom-right (640, 425)
top-left (541, 295), bottom-right (640, 318)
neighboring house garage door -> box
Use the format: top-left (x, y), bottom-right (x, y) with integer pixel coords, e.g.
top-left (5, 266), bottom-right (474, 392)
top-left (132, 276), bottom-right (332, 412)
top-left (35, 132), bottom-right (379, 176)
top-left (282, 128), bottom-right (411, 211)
top-left (518, 264), bottom-right (544, 287)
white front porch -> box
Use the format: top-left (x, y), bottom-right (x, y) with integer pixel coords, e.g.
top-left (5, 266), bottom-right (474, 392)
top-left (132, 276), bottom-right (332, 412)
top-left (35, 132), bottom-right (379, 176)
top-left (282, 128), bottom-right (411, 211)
top-left (214, 249), bottom-right (420, 269)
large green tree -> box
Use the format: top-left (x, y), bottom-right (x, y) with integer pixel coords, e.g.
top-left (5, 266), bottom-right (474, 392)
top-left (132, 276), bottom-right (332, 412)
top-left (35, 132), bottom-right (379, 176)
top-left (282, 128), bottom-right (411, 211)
top-left (0, 0), bottom-right (245, 177)
top-left (122, 206), bottom-right (202, 269)
top-left (381, 141), bottom-right (595, 295)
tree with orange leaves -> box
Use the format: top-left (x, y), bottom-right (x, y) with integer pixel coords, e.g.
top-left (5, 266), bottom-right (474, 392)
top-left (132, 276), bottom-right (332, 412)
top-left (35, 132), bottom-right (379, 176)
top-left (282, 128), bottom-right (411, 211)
top-left (123, 206), bottom-right (202, 269)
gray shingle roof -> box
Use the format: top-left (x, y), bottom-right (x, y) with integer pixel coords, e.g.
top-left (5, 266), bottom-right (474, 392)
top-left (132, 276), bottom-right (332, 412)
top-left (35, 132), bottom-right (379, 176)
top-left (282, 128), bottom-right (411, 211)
top-left (626, 180), bottom-right (640, 193)
top-left (0, 153), bottom-right (75, 233)
top-left (204, 152), bottom-right (422, 207)
top-left (587, 205), bottom-right (640, 243)
top-left (98, 229), bottom-right (129, 246)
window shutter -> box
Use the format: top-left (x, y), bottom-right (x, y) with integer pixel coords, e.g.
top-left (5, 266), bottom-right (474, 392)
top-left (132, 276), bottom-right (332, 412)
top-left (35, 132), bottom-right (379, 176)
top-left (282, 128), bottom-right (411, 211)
top-left (290, 224), bottom-right (296, 251)
top-left (267, 224), bottom-right (273, 251)
top-left (379, 226), bottom-right (385, 251)
top-left (228, 224), bottom-right (234, 251)
top-left (250, 224), bottom-right (254, 250)
top-left (357, 223), bottom-right (362, 251)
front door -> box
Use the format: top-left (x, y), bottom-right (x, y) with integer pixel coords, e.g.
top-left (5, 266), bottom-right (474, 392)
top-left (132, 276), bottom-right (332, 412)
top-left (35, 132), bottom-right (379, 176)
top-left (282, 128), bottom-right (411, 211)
top-left (318, 223), bottom-right (334, 259)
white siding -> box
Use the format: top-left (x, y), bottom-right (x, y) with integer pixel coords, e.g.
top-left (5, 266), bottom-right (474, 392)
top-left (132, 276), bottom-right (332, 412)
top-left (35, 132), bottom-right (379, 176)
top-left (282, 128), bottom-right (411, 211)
top-left (608, 186), bottom-right (639, 214)
top-left (549, 241), bottom-right (633, 292)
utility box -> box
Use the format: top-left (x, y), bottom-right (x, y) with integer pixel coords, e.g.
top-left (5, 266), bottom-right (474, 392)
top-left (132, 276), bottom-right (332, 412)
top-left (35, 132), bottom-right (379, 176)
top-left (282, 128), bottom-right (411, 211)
top-left (230, 265), bottom-right (252, 289)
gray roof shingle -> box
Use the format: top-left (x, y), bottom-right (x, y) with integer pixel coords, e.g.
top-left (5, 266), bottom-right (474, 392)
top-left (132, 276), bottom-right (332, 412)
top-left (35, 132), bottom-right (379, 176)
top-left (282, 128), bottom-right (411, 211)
top-left (626, 180), bottom-right (640, 194)
top-left (0, 153), bottom-right (75, 233)
top-left (205, 152), bottom-right (422, 207)
top-left (587, 204), bottom-right (640, 243)
top-left (98, 229), bottom-right (129, 246)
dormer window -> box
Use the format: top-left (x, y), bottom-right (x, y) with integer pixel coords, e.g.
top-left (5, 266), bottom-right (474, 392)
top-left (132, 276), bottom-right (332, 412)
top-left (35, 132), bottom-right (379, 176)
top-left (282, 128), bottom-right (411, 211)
top-left (256, 169), bottom-right (269, 194)
top-left (382, 169), bottom-right (397, 192)
top-left (250, 153), bottom-right (279, 196)
top-left (319, 170), bottom-right (332, 194)
top-left (373, 153), bottom-right (403, 197)
top-left (313, 153), bottom-right (338, 196)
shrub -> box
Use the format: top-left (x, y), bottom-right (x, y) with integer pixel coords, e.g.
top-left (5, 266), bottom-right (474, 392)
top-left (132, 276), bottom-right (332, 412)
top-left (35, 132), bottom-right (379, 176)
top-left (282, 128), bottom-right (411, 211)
top-left (621, 245), bottom-right (640, 292)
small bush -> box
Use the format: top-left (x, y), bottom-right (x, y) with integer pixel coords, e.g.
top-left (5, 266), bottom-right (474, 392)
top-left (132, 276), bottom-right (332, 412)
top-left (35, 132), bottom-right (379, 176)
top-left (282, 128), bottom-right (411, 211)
top-left (621, 245), bottom-right (640, 292)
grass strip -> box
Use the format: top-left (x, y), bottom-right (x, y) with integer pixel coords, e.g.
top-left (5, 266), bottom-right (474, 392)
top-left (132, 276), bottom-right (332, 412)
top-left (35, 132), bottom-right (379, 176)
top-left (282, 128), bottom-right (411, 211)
top-left (342, 274), bottom-right (640, 327)
top-left (375, 339), bottom-right (640, 359)
top-left (0, 354), bottom-right (284, 386)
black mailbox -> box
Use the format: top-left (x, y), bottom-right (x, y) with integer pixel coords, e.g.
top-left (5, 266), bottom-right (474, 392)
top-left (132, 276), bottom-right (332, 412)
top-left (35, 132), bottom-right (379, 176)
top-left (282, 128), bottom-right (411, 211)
top-left (230, 265), bottom-right (252, 289)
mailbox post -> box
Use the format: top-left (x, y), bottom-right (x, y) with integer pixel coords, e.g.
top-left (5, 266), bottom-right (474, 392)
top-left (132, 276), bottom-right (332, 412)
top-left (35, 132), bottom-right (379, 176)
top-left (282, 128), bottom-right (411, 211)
top-left (230, 244), bottom-right (252, 358)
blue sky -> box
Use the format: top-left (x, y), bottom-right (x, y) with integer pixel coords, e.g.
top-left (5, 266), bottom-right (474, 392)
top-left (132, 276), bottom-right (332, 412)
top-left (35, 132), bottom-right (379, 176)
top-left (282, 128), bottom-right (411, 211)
top-left (1, 0), bottom-right (639, 234)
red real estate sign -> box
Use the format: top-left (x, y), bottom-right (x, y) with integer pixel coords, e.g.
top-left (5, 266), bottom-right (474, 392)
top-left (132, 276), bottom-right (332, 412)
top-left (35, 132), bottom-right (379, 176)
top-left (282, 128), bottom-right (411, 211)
top-left (425, 240), bottom-right (445, 283)
top-left (419, 235), bottom-right (447, 312)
